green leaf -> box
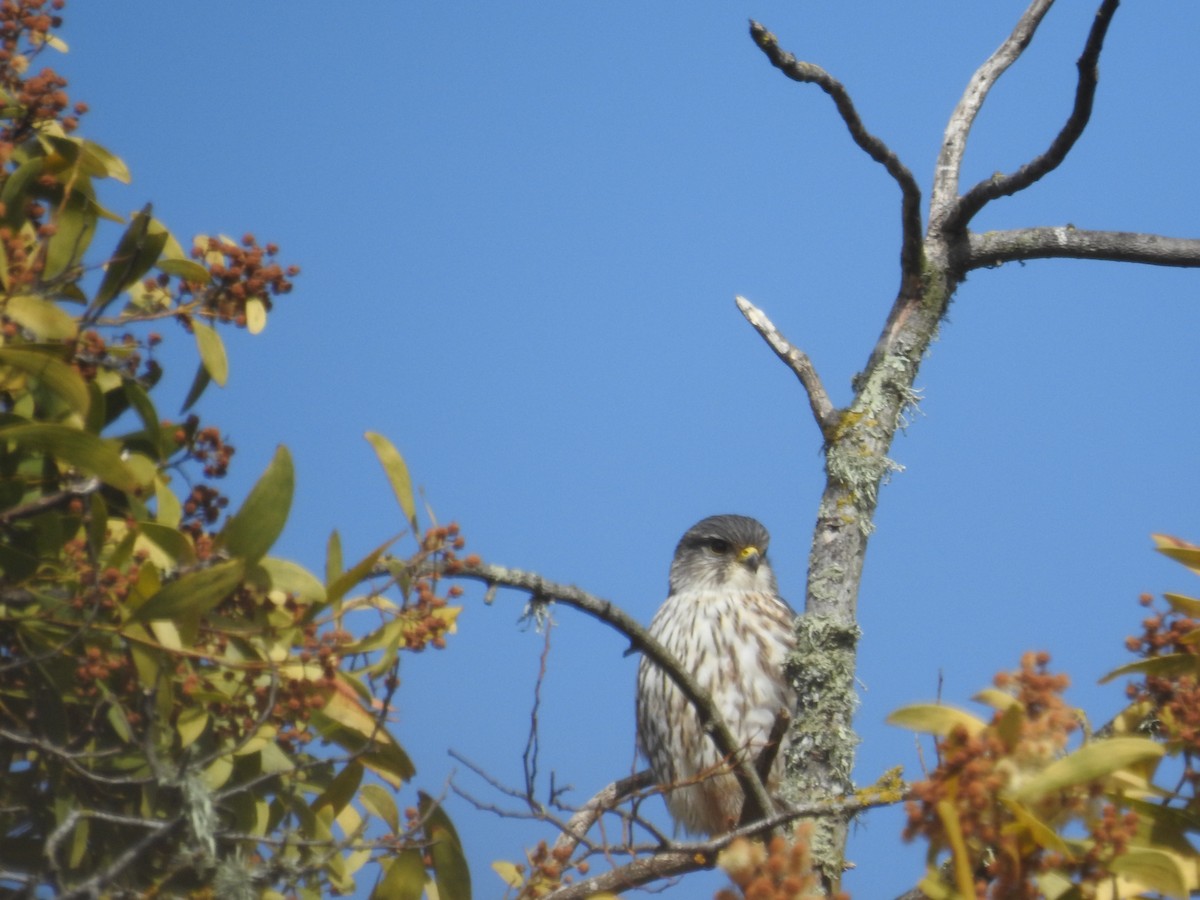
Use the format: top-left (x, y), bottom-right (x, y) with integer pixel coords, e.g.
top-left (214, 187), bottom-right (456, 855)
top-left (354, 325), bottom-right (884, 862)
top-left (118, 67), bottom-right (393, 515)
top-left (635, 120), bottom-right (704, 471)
top-left (360, 784), bottom-right (399, 834)
top-left (0, 422), bottom-right (140, 492)
top-left (1009, 737), bottom-right (1165, 803)
top-left (1108, 846), bottom-right (1191, 900)
top-left (179, 361), bottom-right (211, 413)
top-left (312, 762), bottom-right (363, 816)
top-left (885, 703), bottom-right (987, 737)
top-left (326, 529), bottom-right (344, 587)
top-left (79, 139), bottom-right (131, 184)
top-left (326, 535), bottom-right (399, 608)
top-left (0, 347), bottom-right (89, 416)
top-left (4, 294), bottom-right (78, 340)
top-left (136, 521), bottom-right (196, 567)
top-left (249, 557), bottom-right (326, 605)
top-left (1, 156), bottom-right (44, 224)
top-left (156, 256), bottom-right (210, 284)
top-left (91, 204), bottom-right (166, 316)
top-left (1162, 592), bottom-right (1200, 618)
top-left (419, 791), bottom-right (471, 900)
top-left (364, 432), bottom-right (418, 532)
top-left (372, 849), bottom-right (426, 900)
top-left (44, 189), bottom-right (97, 279)
top-left (130, 558), bottom-right (245, 622)
top-left (217, 445), bottom-right (293, 564)
top-left (191, 320), bottom-right (228, 387)
top-left (1099, 653), bottom-right (1200, 684)
top-left (309, 709), bottom-right (415, 787)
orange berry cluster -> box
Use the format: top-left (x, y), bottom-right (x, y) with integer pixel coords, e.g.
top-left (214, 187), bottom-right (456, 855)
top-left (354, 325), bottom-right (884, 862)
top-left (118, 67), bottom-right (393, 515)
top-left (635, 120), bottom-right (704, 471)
top-left (402, 522), bottom-right (468, 652)
top-left (185, 234), bottom-right (298, 326)
top-left (510, 840), bottom-right (590, 899)
top-left (716, 822), bottom-right (843, 900)
top-left (904, 652), bottom-right (1092, 898)
top-left (0, 0), bottom-right (80, 156)
top-left (1126, 594), bottom-right (1200, 780)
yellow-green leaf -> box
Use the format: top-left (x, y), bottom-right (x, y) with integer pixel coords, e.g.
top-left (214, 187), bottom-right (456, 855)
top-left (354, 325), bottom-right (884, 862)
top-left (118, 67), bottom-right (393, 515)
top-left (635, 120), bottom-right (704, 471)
top-left (130, 558), bottom-right (245, 622)
top-left (361, 784), bottom-right (399, 834)
top-left (1162, 592), bottom-right (1200, 618)
top-left (176, 706), bottom-right (209, 748)
top-left (250, 557), bottom-right (325, 605)
top-left (492, 860), bottom-right (524, 889)
top-left (1100, 653), bottom-right (1200, 684)
top-left (1152, 534), bottom-right (1200, 575)
top-left (886, 703), bottom-right (987, 737)
top-left (217, 445), bottom-right (293, 564)
top-left (312, 762), bottom-right (363, 817)
top-left (79, 139), bottom-right (131, 184)
top-left (191, 319), bottom-right (228, 387)
top-left (156, 256), bottom-right (210, 284)
top-left (1109, 846), bottom-right (1192, 900)
top-left (0, 347), bottom-right (89, 416)
top-left (364, 431), bottom-right (418, 532)
top-left (372, 848), bottom-right (426, 900)
top-left (0, 422), bottom-right (140, 492)
top-left (419, 791), bottom-right (471, 900)
top-left (972, 688), bottom-right (1020, 711)
top-left (3, 294), bottom-right (78, 339)
top-left (326, 535), bottom-right (399, 607)
top-left (1009, 737), bottom-right (1164, 803)
top-left (1001, 798), bottom-right (1070, 855)
top-left (935, 799), bottom-right (976, 898)
top-left (245, 297), bottom-right (266, 334)
top-left (92, 204), bottom-right (165, 314)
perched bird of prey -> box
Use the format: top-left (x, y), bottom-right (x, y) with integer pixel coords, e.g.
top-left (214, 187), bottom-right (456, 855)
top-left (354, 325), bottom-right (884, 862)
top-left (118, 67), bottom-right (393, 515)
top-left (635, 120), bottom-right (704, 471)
top-left (636, 514), bottom-right (797, 835)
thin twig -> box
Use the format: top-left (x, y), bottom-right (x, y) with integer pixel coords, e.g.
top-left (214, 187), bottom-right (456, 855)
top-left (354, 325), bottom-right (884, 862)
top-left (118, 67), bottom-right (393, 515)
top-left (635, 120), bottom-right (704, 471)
top-left (545, 792), bottom-right (899, 900)
top-left (736, 296), bottom-right (837, 437)
top-left (943, 0), bottom-right (1121, 232)
top-left (550, 770), bottom-right (656, 860)
top-left (967, 227), bottom-right (1200, 270)
top-left (748, 20), bottom-right (923, 278)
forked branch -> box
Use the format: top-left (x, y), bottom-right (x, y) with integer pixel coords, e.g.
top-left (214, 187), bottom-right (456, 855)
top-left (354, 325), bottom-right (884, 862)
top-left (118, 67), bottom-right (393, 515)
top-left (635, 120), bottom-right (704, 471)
top-left (748, 21), bottom-right (923, 278)
top-left (942, 0), bottom-right (1121, 232)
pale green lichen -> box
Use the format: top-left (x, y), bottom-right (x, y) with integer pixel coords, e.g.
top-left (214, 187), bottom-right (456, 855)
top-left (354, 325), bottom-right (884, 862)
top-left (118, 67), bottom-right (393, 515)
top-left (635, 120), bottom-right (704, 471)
top-left (782, 613), bottom-right (862, 889)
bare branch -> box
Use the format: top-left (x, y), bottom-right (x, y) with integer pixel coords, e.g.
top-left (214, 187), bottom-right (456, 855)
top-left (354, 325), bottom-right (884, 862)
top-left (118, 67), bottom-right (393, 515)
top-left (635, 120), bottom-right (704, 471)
top-left (0, 476), bottom-right (99, 525)
top-left (550, 769), bottom-right (656, 860)
top-left (545, 792), bottom-right (896, 900)
top-left (425, 559), bottom-right (777, 828)
top-left (748, 21), bottom-right (924, 278)
top-left (968, 227), bottom-right (1200, 269)
top-left (942, 0), bottom-right (1121, 233)
top-left (930, 0), bottom-right (1055, 224)
top-left (736, 296), bottom-right (837, 437)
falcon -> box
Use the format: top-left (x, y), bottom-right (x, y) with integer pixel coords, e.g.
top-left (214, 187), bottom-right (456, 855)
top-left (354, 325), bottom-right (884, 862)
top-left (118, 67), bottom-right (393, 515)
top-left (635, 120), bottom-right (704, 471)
top-left (636, 514), bottom-right (797, 835)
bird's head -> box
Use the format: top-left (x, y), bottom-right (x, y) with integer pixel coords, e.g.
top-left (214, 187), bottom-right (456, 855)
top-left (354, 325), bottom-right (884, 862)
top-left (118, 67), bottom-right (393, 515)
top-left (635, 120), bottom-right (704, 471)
top-left (668, 514), bottom-right (778, 595)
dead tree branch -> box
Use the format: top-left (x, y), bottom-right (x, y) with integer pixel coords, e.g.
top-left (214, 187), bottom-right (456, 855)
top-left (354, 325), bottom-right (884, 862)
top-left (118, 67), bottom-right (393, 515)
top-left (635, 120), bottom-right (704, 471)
top-left (748, 20), bottom-right (923, 279)
top-left (736, 295), bottom-right (838, 437)
top-left (930, 0), bottom-right (1056, 226)
top-left (945, 0), bottom-right (1121, 232)
top-left (968, 227), bottom-right (1200, 269)
top-left (545, 792), bottom-right (898, 900)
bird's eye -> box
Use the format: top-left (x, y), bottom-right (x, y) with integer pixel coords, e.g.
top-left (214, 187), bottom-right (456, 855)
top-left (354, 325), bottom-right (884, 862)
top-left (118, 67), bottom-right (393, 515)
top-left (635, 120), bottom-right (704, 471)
top-left (705, 538), bottom-right (731, 554)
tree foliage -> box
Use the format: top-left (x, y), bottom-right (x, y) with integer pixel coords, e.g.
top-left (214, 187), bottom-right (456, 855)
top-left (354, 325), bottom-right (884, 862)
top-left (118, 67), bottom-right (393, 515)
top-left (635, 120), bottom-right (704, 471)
top-left (0, 3), bottom-right (468, 897)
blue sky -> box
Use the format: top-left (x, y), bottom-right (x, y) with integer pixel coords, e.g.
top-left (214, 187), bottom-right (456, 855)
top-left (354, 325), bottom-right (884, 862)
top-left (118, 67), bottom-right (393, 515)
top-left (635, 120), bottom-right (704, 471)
top-left (56, 3), bottom-right (1200, 897)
